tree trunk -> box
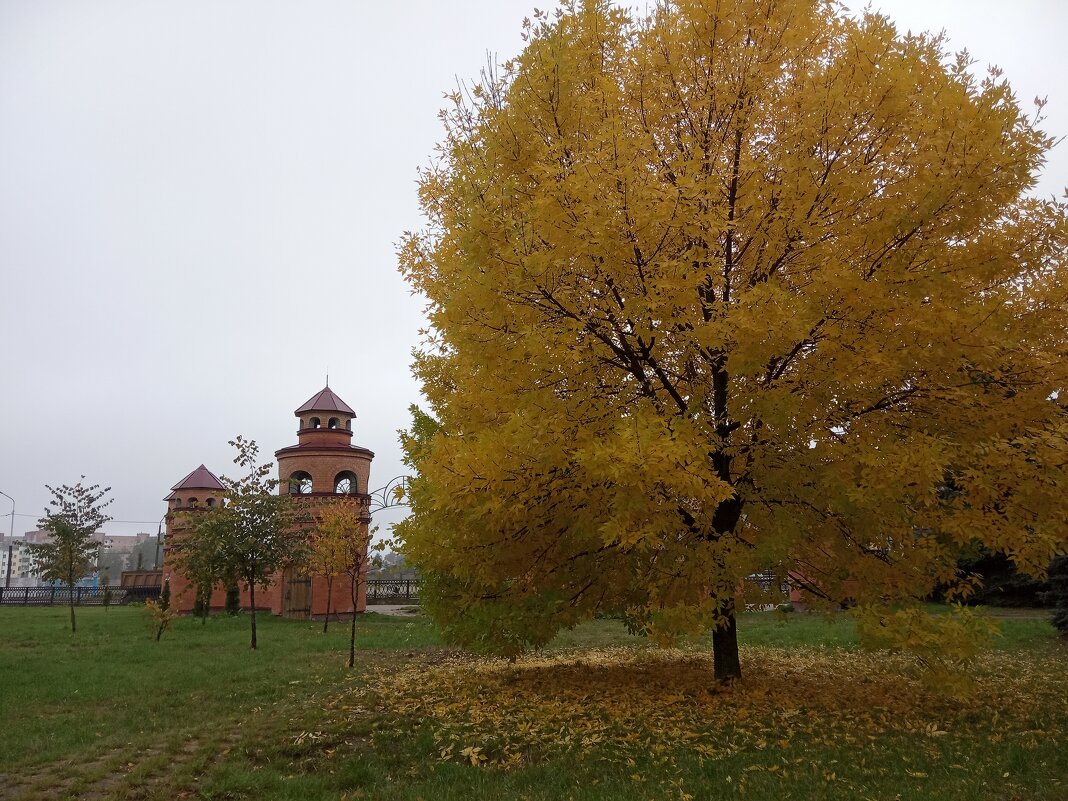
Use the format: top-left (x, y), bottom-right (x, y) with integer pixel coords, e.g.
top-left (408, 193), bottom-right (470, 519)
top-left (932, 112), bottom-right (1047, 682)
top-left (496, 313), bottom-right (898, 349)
top-left (323, 576), bottom-right (333, 634)
top-left (348, 574), bottom-right (357, 668)
top-left (707, 126), bottom-right (745, 688)
top-left (249, 581), bottom-right (257, 650)
top-left (68, 568), bottom-right (77, 633)
top-left (713, 601), bottom-right (741, 684)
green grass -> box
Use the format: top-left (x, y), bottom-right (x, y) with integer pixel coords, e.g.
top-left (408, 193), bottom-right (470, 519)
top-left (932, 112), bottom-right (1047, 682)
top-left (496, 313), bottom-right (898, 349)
top-left (0, 605), bottom-right (1063, 800)
top-left (739, 608), bottom-right (862, 649)
top-left (738, 605), bottom-right (1061, 651)
top-left (0, 608), bottom-right (436, 769)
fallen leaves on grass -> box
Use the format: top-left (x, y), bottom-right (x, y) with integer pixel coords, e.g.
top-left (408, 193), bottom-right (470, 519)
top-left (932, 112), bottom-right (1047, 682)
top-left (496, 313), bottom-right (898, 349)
top-left (328, 645), bottom-right (1068, 770)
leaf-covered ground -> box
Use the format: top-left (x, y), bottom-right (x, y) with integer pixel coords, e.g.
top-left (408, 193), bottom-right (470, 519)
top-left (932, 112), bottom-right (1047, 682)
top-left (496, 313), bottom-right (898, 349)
top-left (333, 643), bottom-right (1068, 800)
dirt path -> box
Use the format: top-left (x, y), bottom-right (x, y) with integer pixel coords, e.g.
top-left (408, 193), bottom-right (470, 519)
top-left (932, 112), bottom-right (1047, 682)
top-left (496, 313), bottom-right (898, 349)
top-left (367, 604), bottom-right (421, 617)
top-left (982, 608), bottom-right (1053, 620)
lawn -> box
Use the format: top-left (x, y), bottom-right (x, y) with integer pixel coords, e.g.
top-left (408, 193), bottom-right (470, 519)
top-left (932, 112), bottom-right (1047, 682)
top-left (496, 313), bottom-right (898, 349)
top-left (0, 605), bottom-right (1063, 800)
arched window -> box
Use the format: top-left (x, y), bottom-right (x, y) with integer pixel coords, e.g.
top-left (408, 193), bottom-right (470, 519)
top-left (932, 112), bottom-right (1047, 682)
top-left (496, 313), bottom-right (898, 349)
top-left (334, 471), bottom-right (358, 495)
top-left (206, 498), bottom-right (215, 508)
top-left (346, 419), bottom-right (352, 431)
top-left (328, 417), bottom-right (340, 429)
top-left (310, 417), bottom-right (321, 429)
top-left (289, 471), bottom-right (314, 495)
top-left (174, 498), bottom-right (182, 508)
top-left (188, 497), bottom-right (199, 508)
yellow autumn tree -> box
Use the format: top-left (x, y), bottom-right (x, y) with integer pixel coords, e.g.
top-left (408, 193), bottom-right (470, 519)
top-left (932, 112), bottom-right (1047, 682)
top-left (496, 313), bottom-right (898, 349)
top-left (315, 498), bottom-right (375, 667)
top-left (397, 0), bottom-right (1068, 682)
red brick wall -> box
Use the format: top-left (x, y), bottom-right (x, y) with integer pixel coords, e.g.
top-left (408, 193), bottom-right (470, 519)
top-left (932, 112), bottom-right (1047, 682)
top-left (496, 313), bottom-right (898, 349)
top-left (162, 496), bottom-right (371, 617)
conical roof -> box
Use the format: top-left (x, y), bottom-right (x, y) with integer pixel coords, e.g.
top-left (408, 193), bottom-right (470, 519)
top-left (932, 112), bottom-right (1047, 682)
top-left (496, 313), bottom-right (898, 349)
top-left (169, 464), bottom-right (225, 492)
top-left (295, 386), bottom-right (355, 416)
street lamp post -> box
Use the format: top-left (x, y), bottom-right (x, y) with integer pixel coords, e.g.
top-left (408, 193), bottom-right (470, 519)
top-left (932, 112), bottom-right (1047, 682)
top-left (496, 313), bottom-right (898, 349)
top-left (154, 514), bottom-right (166, 571)
top-left (97, 536), bottom-right (110, 588)
top-left (0, 490), bottom-right (14, 589)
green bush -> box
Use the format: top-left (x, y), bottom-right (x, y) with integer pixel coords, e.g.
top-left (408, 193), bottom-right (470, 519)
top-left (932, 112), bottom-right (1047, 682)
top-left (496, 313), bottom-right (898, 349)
top-left (1040, 555), bottom-right (1068, 635)
top-left (934, 548), bottom-right (1053, 607)
top-left (225, 583), bottom-right (241, 616)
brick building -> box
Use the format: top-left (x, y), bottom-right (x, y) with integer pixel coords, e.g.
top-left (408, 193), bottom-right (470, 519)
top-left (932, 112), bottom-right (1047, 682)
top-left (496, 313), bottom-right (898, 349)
top-left (161, 385), bottom-right (374, 617)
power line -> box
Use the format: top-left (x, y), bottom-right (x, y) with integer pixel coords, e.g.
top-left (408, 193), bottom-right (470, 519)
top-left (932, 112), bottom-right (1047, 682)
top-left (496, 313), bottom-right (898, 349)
top-left (3, 511), bottom-right (163, 525)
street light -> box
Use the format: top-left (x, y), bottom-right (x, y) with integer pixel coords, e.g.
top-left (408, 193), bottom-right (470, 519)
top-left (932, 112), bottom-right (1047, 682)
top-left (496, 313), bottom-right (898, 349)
top-left (97, 536), bottom-right (111, 588)
top-left (154, 514), bottom-right (166, 571)
top-left (0, 490), bottom-right (14, 589)
top-left (0, 490), bottom-right (13, 540)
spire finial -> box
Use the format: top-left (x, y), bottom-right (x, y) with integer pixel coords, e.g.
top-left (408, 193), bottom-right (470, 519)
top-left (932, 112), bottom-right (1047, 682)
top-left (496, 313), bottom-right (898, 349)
top-left (326, 371), bottom-right (329, 388)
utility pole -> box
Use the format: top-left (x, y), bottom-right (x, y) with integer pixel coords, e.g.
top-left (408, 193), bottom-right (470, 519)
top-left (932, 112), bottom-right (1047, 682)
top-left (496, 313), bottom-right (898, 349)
top-left (0, 490), bottom-right (13, 588)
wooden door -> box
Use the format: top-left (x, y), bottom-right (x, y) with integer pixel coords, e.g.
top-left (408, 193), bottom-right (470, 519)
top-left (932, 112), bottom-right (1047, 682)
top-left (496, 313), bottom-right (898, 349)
top-left (283, 571), bottom-right (312, 619)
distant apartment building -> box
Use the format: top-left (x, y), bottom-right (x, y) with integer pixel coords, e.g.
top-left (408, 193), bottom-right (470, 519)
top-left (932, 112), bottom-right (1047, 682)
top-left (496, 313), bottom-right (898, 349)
top-left (1, 530), bottom-right (154, 588)
top-left (22, 528), bottom-right (52, 544)
top-left (0, 537), bottom-right (38, 588)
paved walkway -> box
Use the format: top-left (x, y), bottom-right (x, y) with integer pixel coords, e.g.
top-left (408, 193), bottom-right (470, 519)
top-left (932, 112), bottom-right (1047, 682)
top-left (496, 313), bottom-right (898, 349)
top-left (367, 604), bottom-right (421, 617)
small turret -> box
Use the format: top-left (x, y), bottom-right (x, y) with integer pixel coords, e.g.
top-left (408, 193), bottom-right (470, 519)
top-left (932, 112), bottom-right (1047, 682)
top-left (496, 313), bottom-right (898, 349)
top-left (275, 386), bottom-right (374, 496)
top-left (293, 386), bottom-right (357, 447)
top-left (163, 464), bottom-right (225, 511)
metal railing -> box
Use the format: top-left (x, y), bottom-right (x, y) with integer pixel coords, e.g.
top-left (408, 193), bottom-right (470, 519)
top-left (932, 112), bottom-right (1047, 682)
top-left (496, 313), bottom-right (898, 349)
top-left (365, 579), bottom-right (420, 605)
top-left (0, 585), bottom-right (161, 606)
top-left (741, 571), bottom-right (791, 610)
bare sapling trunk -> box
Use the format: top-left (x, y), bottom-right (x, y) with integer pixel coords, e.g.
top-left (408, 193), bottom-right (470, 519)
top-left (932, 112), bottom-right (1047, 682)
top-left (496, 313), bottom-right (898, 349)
top-left (249, 580), bottom-right (257, 650)
top-left (348, 573), bottom-right (357, 668)
top-left (68, 570), bottom-right (76, 633)
top-left (323, 575), bottom-right (333, 634)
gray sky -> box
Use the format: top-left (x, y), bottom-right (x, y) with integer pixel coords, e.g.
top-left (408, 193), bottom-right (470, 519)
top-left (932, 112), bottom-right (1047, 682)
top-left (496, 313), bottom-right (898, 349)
top-left (1, 1), bottom-right (1065, 539)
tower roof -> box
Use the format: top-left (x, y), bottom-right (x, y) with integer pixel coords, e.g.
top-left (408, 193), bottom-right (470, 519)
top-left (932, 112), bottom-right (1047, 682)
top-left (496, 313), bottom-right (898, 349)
top-left (295, 386), bottom-right (355, 416)
top-left (169, 464), bottom-right (225, 492)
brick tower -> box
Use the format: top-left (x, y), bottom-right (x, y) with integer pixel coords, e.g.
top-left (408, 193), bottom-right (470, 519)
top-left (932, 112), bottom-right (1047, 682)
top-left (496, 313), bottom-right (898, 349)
top-left (161, 464), bottom-right (226, 612)
top-left (274, 385), bottom-right (375, 618)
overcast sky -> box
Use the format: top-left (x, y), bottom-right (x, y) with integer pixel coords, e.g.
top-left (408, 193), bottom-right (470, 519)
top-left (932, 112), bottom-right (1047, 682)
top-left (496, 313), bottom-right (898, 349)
top-left (1, 0), bottom-right (1065, 540)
